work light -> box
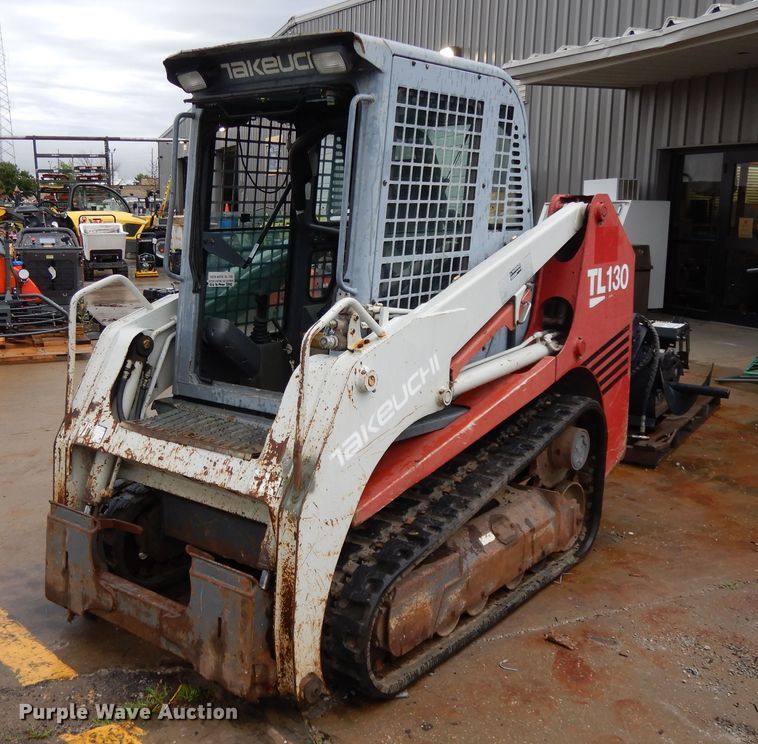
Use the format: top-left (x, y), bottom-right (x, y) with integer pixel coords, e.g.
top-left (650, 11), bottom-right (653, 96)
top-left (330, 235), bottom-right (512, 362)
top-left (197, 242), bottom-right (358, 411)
top-left (176, 71), bottom-right (207, 92)
top-left (312, 51), bottom-right (349, 74)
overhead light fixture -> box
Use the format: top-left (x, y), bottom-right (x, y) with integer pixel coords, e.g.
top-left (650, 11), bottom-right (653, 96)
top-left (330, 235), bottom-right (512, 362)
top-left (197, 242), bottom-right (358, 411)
top-left (176, 70), bottom-right (207, 92)
top-left (439, 45), bottom-right (463, 58)
top-left (312, 50), bottom-right (350, 74)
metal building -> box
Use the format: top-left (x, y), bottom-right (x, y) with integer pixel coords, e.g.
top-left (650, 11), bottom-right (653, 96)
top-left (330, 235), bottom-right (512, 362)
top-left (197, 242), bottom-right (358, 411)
top-left (274, 0), bottom-right (758, 325)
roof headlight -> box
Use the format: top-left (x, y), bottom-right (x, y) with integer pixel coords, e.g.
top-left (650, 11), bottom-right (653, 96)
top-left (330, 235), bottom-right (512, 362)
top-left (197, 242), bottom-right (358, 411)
top-left (440, 45), bottom-right (463, 58)
top-left (176, 70), bottom-right (207, 92)
top-left (312, 50), bottom-right (349, 74)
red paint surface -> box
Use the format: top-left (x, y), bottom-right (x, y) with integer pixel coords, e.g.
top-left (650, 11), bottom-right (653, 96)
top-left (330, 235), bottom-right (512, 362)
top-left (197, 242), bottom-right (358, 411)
top-left (355, 194), bottom-right (635, 526)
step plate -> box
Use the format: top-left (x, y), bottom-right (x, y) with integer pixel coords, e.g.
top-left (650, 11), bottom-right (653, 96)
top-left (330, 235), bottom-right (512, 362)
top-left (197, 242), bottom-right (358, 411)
top-left (126, 401), bottom-right (271, 459)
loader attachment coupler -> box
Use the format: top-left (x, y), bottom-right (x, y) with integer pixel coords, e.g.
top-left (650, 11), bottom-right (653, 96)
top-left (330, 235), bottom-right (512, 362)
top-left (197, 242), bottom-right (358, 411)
top-left (46, 503), bottom-right (277, 700)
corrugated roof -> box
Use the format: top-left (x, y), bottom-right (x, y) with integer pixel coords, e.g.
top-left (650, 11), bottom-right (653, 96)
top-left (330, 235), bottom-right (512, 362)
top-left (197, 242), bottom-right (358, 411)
top-left (274, 0), bottom-right (374, 36)
top-left (505, 2), bottom-right (758, 88)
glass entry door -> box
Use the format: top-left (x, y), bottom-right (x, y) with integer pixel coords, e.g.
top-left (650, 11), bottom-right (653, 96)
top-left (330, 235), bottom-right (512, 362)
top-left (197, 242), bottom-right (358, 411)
top-left (667, 151), bottom-right (722, 312)
top-left (666, 148), bottom-right (758, 326)
top-left (721, 151), bottom-right (758, 320)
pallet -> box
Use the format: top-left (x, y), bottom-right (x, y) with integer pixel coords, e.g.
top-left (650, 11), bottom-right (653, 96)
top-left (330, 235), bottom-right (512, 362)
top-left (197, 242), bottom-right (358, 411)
top-left (623, 394), bottom-right (723, 468)
top-left (0, 326), bottom-right (93, 364)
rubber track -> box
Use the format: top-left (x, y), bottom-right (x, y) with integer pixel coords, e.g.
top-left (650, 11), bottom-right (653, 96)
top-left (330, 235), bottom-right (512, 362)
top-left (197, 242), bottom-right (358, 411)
top-left (322, 393), bottom-right (600, 697)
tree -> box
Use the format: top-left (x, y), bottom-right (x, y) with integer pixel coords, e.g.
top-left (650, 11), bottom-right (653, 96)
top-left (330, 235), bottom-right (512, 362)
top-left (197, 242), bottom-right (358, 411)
top-left (0, 161), bottom-right (37, 197)
top-left (133, 173), bottom-right (149, 184)
top-left (59, 162), bottom-right (75, 180)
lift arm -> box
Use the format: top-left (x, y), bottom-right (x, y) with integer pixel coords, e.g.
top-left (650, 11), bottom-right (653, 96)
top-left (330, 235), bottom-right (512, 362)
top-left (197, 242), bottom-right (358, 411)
top-left (266, 201), bottom-right (587, 700)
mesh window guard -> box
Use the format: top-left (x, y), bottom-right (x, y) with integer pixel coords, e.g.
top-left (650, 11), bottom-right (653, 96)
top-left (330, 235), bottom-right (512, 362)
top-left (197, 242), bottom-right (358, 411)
top-left (315, 134), bottom-right (345, 223)
top-left (489, 104), bottom-right (526, 233)
top-left (379, 86), bottom-right (484, 309)
top-left (203, 119), bottom-right (295, 332)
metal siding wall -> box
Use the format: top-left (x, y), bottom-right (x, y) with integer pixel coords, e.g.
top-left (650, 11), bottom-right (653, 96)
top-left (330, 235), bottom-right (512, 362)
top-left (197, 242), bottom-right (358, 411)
top-left (630, 68), bottom-right (758, 199)
top-left (282, 0), bottom-right (757, 203)
top-left (740, 68), bottom-right (758, 141)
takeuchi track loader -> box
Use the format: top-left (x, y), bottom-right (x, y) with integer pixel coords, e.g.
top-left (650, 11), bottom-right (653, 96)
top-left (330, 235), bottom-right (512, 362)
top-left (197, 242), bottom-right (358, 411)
top-left (46, 32), bottom-right (635, 703)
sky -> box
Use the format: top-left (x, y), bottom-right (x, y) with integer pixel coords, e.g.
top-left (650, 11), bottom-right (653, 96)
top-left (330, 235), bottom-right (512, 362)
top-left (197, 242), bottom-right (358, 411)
top-left (2, 0), bottom-right (326, 183)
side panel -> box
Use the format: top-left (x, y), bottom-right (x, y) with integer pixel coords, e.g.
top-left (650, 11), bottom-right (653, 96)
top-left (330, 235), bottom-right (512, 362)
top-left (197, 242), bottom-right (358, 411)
top-left (272, 202), bottom-right (587, 699)
top-left (547, 195), bottom-right (634, 470)
top-left (354, 194), bottom-right (634, 524)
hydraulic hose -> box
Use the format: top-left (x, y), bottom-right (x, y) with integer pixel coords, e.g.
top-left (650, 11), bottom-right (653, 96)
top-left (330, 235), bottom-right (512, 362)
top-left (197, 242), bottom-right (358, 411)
top-left (634, 316), bottom-right (660, 434)
top-left (133, 363), bottom-right (152, 421)
top-left (114, 360), bottom-right (135, 421)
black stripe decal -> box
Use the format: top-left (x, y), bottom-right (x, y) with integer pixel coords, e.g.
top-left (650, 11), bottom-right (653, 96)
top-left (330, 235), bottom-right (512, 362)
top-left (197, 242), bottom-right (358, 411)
top-left (588, 338), bottom-right (629, 376)
top-left (593, 346), bottom-right (629, 381)
top-left (583, 327), bottom-right (628, 367)
top-left (598, 358), bottom-right (630, 389)
top-left (601, 368), bottom-right (629, 395)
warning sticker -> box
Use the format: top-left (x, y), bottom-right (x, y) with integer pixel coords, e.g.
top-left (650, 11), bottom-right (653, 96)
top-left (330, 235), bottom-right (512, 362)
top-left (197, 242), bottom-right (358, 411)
top-left (91, 424), bottom-right (107, 444)
top-left (479, 531), bottom-right (496, 547)
top-left (207, 271), bottom-right (235, 288)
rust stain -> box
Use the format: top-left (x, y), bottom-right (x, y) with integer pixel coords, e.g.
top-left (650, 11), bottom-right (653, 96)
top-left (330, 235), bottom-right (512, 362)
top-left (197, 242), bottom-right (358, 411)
top-left (677, 481), bottom-right (716, 508)
top-left (61, 407), bottom-right (81, 432)
top-left (496, 681), bottom-right (558, 713)
top-left (552, 648), bottom-right (597, 692)
top-left (613, 697), bottom-right (649, 726)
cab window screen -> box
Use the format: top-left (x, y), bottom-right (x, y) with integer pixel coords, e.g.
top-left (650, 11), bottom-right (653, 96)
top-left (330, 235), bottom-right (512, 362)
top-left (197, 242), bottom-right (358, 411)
top-left (203, 119), bottom-right (294, 332)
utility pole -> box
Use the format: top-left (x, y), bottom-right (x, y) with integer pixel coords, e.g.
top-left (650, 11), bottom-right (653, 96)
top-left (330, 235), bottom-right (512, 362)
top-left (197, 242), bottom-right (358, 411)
top-left (150, 148), bottom-right (158, 181)
top-left (0, 25), bottom-right (15, 163)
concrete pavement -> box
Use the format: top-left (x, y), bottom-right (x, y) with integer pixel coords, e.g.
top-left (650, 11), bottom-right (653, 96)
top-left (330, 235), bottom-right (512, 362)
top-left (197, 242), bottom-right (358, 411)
top-left (0, 319), bottom-right (755, 742)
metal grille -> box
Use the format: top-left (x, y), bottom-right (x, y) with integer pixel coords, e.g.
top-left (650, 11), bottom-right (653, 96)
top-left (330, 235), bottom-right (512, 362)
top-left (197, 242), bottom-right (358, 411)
top-left (489, 105), bottom-right (526, 232)
top-left (309, 249), bottom-right (334, 300)
top-left (315, 134), bottom-right (345, 223)
top-left (203, 119), bottom-right (294, 333)
top-left (379, 86), bottom-right (483, 309)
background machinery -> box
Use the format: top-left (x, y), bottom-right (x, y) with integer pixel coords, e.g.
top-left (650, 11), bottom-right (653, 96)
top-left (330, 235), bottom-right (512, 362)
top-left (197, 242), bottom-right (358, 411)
top-left (625, 315), bottom-right (730, 466)
top-left (79, 221), bottom-right (129, 280)
top-left (0, 232), bottom-right (68, 339)
top-left (38, 171), bottom-right (148, 250)
top-left (47, 33), bottom-right (637, 703)
top-left (14, 226), bottom-right (81, 305)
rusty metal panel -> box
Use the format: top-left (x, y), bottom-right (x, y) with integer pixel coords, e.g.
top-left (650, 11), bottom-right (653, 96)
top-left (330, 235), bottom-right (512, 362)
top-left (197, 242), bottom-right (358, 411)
top-left (46, 503), bottom-right (277, 700)
top-left (381, 483), bottom-right (585, 658)
top-left (124, 401), bottom-right (271, 459)
top-left (161, 493), bottom-right (268, 567)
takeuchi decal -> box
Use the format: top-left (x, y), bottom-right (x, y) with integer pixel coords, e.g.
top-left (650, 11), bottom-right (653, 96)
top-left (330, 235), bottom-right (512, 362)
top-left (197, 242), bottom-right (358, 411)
top-left (221, 52), bottom-right (314, 80)
top-left (330, 355), bottom-right (441, 467)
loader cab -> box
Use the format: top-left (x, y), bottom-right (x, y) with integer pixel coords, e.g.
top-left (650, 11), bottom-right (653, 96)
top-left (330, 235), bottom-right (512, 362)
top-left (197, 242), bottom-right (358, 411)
top-left (165, 32), bottom-right (532, 414)
top-left (69, 183), bottom-right (130, 213)
top-left (188, 92), bottom-right (352, 400)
